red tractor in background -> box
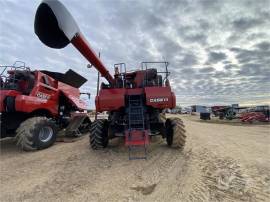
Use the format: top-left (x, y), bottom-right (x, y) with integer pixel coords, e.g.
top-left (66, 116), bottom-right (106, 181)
top-left (0, 61), bottom-right (91, 151)
top-left (34, 0), bottom-right (186, 159)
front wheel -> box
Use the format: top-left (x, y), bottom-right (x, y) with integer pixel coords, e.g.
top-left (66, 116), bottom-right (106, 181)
top-left (165, 117), bottom-right (186, 149)
top-left (89, 119), bottom-right (109, 150)
top-left (15, 117), bottom-right (57, 151)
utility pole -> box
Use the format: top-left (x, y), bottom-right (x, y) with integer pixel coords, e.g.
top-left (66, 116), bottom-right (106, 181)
top-left (95, 52), bottom-right (100, 120)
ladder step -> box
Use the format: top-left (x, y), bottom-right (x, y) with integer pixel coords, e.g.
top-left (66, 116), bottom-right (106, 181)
top-left (130, 117), bottom-right (143, 120)
top-left (130, 122), bottom-right (143, 125)
top-left (130, 109), bottom-right (143, 112)
top-left (130, 103), bottom-right (141, 105)
top-left (129, 101), bottom-right (141, 104)
top-left (130, 114), bottom-right (143, 117)
top-left (130, 100), bottom-right (140, 102)
top-left (128, 145), bottom-right (147, 160)
top-left (130, 115), bottom-right (143, 118)
top-left (130, 124), bottom-right (144, 126)
top-left (130, 107), bottom-right (143, 110)
top-left (125, 130), bottom-right (149, 146)
top-left (130, 102), bottom-right (140, 105)
top-left (130, 113), bottom-right (143, 116)
top-left (130, 123), bottom-right (143, 126)
top-left (130, 124), bottom-right (143, 126)
top-left (130, 127), bottom-right (144, 130)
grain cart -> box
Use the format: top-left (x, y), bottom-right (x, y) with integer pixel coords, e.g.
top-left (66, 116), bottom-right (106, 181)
top-left (34, 0), bottom-right (186, 159)
top-left (0, 62), bottom-right (91, 151)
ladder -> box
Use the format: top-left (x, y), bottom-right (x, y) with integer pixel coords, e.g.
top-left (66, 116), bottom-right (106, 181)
top-left (126, 95), bottom-right (149, 160)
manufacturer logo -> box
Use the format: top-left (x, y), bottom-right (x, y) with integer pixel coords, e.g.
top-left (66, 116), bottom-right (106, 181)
top-left (149, 97), bottom-right (169, 103)
top-left (36, 92), bottom-right (50, 100)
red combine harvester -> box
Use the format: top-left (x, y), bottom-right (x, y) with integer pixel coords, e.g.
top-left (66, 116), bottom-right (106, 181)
top-left (34, 0), bottom-right (186, 159)
top-left (0, 61), bottom-right (91, 151)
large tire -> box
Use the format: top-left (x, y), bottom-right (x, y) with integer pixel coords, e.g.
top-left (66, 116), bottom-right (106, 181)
top-left (15, 117), bottom-right (57, 151)
top-left (166, 117), bottom-right (186, 149)
top-left (89, 119), bottom-right (109, 150)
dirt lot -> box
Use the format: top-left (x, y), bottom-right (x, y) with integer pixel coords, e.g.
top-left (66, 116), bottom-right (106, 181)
top-left (1, 115), bottom-right (269, 202)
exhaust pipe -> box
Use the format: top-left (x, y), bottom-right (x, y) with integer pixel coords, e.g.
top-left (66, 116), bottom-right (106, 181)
top-left (34, 0), bottom-right (114, 84)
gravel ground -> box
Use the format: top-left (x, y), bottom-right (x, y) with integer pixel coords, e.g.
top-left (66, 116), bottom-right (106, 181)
top-left (0, 115), bottom-right (269, 202)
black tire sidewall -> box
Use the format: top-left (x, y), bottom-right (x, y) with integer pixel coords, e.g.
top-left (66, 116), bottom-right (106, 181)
top-left (165, 119), bottom-right (173, 146)
top-left (90, 119), bottom-right (109, 149)
top-left (102, 120), bottom-right (109, 147)
top-left (32, 119), bottom-right (57, 150)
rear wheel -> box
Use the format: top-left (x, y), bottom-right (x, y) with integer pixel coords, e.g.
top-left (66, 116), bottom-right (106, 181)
top-left (89, 119), bottom-right (109, 149)
top-left (15, 117), bottom-right (57, 151)
top-left (166, 117), bottom-right (186, 149)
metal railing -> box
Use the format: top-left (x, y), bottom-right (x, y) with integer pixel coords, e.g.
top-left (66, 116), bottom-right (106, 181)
top-left (0, 61), bottom-right (31, 90)
top-left (141, 61), bottom-right (170, 87)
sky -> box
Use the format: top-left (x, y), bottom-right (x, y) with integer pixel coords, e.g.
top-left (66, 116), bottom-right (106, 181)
top-left (0, 0), bottom-right (270, 108)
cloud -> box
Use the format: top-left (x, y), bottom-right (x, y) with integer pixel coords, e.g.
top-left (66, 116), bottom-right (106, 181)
top-left (207, 52), bottom-right (227, 64)
top-left (232, 17), bottom-right (264, 31)
top-left (199, 67), bottom-right (215, 73)
top-left (183, 33), bottom-right (208, 45)
top-left (230, 47), bottom-right (270, 64)
top-left (255, 41), bottom-right (270, 50)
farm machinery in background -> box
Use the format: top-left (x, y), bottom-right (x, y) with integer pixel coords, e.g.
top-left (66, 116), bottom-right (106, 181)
top-left (211, 105), bottom-right (238, 120)
top-left (211, 104), bottom-right (269, 123)
top-left (34, 0), bottom-right (186, 159)
top-left (0, 61), bottom-right (91, 151)
top-left (240, 105), bottom-right (269, 123)
top-left (211, 104), bottom-right (247, 120)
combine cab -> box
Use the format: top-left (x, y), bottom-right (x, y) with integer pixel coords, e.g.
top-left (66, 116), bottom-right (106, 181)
top-left (0, 61), bottom-right (91, 151)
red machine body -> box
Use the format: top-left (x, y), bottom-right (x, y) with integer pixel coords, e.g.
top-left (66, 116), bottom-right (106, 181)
top-left (0, 64), bottom-right (88, 140)
top-left (0, 69), bottom-right (86, 116)
top-left (96, 86), bottom-right (176, 112)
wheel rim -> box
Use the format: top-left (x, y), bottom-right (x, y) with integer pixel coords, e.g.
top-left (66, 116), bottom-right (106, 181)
top-left (39, 126), bottom-right (53, 142)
